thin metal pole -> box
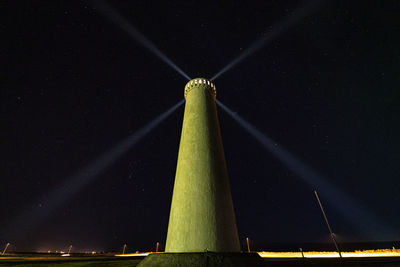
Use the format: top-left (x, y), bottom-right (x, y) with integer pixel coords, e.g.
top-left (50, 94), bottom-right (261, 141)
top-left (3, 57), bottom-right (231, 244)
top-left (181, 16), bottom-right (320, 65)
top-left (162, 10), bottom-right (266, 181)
top-left (246, 237), bottom-right (250, 253)
top-left (299, 247), bottom-right (304, 258)
top-left (156, 242), bottom-right (160, 253)
top-left (2, 243), bottom-right (10, 255)
top-left (67, 245), bottom-right (72, 254)
top-left (314, 190), bottom-right (342, 258)
top-left (122, 244), bottom-right (127, 255)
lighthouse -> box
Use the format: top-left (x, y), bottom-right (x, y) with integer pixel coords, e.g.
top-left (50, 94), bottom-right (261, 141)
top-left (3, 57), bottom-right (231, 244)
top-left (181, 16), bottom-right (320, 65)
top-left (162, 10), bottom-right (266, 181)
top-left (138, 79), bottom-right (265, 266)
top-left (165, 78), bottom-right (240, 252)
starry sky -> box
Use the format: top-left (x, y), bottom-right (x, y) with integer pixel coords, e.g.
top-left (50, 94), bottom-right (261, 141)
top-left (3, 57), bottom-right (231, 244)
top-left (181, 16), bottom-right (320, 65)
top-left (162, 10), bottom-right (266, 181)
top-left (2, 0), bottom-right (400, 252)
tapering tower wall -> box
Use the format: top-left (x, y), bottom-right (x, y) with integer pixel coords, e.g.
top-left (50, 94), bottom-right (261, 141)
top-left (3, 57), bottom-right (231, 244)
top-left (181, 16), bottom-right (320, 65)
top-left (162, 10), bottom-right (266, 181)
top-left (165, 78), bottom-right (240, 252)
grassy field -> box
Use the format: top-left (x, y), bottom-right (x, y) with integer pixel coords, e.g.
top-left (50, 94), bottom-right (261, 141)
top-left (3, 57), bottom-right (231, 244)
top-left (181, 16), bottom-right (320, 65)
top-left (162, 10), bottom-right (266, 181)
top-left (1, 254), bottom-right (400, 266)
top-left (265, 257), bottom-right (400, 266)
top-left (0, 255), bottom-right (143, 266)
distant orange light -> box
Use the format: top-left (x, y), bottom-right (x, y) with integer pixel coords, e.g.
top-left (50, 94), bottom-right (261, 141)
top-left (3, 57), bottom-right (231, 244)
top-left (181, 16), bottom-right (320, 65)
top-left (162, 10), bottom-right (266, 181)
top-left (115, 252), bottom-right (150, 257)
top-left (258, 249), bottom-right (400, 258)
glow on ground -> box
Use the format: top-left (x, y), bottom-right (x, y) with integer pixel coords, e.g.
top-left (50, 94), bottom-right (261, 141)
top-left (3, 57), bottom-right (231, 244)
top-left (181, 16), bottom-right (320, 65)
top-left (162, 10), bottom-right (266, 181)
top-left (115, 252), bottom-right (151, 257)
top-left (114, 249), bottom-right (400, 258)
top-left (258, 249), bottom-right (400, 258)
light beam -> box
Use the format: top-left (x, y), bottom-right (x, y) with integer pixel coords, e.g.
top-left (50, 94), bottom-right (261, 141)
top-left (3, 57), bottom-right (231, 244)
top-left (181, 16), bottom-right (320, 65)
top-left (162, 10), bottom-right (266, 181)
top-left (1, 99), bottom-right (184, 240)
top-left (216, 100), bottom-right (397, 240)
top-left (93, 0), bottom-right (191, 81)
top-left (211, 0), bottom-right (322, 81)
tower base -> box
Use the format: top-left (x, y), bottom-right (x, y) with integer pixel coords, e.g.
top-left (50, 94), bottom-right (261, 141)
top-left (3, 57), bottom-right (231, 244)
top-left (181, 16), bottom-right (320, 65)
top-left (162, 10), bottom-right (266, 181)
top-left (137, 252), bottom-right (269, 267)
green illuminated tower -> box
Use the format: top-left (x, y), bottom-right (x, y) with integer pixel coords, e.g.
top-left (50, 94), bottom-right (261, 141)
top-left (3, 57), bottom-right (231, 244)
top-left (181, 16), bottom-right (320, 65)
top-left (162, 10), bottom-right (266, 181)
top-left (165, 78), bottom-right (240, 252)
top-left (138, 78), bottom-right (266, 266)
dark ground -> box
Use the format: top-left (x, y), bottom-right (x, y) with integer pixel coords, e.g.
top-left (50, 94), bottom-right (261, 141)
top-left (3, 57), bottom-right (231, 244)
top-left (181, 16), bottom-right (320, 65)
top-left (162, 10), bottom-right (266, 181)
top-left (265, 257), bottom-right (400, 267)
top-left (1, 254), bottom-right (400, 266)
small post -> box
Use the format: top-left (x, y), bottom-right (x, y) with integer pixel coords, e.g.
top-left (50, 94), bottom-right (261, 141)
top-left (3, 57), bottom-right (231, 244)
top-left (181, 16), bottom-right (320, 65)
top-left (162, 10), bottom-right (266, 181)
top-left (67, 245), bottom-right (72, 254)
top-left (122, 244), bottom-right (127, 255)
top-left (314, 190), bottom-right (342, 258)
top-left (246, 237), bottom-right (250, 253)
top-left (2, 243), bottom-right (10, 255)
top-left (156, 242), bottom-right (160, 253)
top-left (299, 247), bottom-right (304, 258)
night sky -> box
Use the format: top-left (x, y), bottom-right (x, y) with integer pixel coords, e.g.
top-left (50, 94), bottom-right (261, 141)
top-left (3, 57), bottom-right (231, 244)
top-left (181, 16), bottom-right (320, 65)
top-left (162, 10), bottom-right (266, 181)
top-left (3, 0), bottom-right (400, 252)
